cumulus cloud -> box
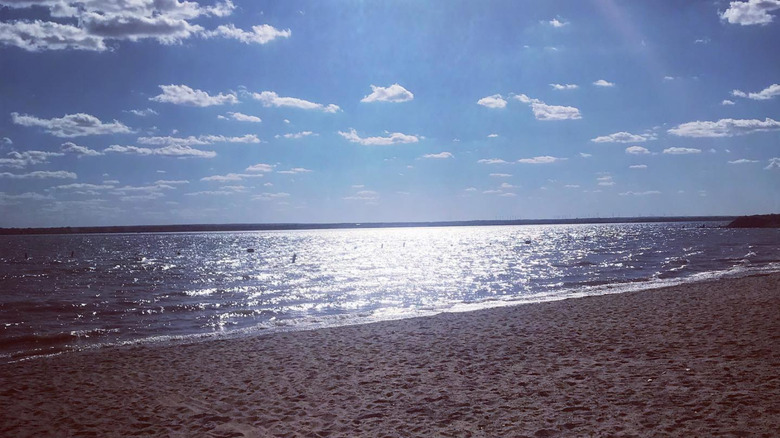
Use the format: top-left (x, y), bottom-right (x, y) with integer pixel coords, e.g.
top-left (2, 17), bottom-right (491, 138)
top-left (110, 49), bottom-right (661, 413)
top-left (0, 0), bottom-right (248, 51)
top-left (203, 24), bottom-right (290, 44)
top-left (127, 108), bottom-right (158, 117)
top-left (61, 141), bottom-right (103, 156)
top-left (104, 144), bottom-right (216, 158)
top-left (547, 18), bottom-right (568, 27)
top-left (138, 134), bottom-right (259, 146)
top-left (11, 112), bottom-right (132, 138)
top-left (593, 79), bottom-right (615, 87)
top-left (150, 84), bottom-right (238, 107)
top-left (629, 164), bottom-right (648, 169)
top-left (277, 167), bottom-right (312, 174)
top-left (253, 192), bottom-right (290, 201)
top-left (245, 163), bottom-right (275, 173)
top-left (361, 84), bottom-right (414, 103)
top-left (223, 112), bottom-right (261, 122)
top-left (0, 150), bottom-right (64, 168)
top-left (663, 147), bottom-right (701, 155)
top-left (766, 158), bottom-right (780, 170)
top-left (0, 170), bottom-right (76, 179)
top-left (728, 158), bottom-right (759, 164)
top-left (720, 0), bottom-right (780, 25)
top-left (252, 91), bottom-right (340, 113)
top-left (201, 173), bottom-right (265, 182)
top-left (579, 153), bottom-right (592, 158)
top-left (421, 152), bottom-right (453, 159)
top-left (476, 94), bottom-right (507, 109)
top-left (487, 133), bottom-right (499, 138)
top-left (591, 131), bottom-right (655, 143)
top-left (597, 175), bottom-right (615, 186)
top-left (514, 94), bottom-right (582, 121)
top-left (275, 131), bottom-right (315, 139)
top-left (550, 83), bottom-right (578, 90)
top-left (516, 156), bottom-right (566, 164)
top-left (625, 146), bottom-right (650, 155)
top-left (0, 20), bottom-right (107, 51)
top-left (338, 128), bottom-right (419, 146)
top-left (722, 99), bottom-right (736, 106)
top-left (668, 118), bottom-right (780, 137)
top-left (620, 191), bottom-right (661, 196)
top-left (477, 158), bottom-right (509, 165)
top-left (731, 84), bottom-right (780, 100)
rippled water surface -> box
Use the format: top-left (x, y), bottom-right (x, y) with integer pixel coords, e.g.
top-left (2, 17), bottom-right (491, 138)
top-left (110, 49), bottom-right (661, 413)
top-left (1, 223), bottom-right (779, 361)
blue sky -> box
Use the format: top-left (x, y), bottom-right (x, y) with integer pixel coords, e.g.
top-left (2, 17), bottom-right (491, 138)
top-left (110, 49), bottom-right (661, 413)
top-left (0, 0), bottom-right (779, 227)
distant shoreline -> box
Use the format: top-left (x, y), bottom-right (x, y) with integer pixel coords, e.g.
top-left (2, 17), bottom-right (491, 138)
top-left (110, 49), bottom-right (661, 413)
top-left (0, 216), bottom-right (735, 236)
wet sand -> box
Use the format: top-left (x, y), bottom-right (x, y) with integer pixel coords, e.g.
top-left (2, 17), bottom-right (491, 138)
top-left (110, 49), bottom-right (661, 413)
top-left (1, 273), bottom-right (779, 437)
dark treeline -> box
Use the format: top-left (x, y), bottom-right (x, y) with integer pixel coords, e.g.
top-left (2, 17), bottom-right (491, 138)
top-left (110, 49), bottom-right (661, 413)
top-left (0, 216), bottom-right (737, 236)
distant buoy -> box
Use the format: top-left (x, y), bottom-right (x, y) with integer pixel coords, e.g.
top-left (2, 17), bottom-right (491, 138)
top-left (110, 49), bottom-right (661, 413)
top-left (246, 248), bottom-right (255, 253)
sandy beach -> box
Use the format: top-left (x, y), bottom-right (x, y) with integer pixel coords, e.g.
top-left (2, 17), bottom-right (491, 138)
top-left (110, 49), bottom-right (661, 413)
top-left (1, 273), bottom-right (779, 437)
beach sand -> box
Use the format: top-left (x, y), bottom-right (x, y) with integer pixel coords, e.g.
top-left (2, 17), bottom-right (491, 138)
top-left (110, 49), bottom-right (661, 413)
top-left (1, 273), bottom-right (779, 437)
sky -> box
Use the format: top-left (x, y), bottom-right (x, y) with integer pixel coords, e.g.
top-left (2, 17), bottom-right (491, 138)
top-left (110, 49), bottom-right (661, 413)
top-left (0, 0), bottom-right (779, 227)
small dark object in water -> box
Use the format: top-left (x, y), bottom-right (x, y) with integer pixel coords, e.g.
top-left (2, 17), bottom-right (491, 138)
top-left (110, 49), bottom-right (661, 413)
top-left (70, 251), bottom-right (74, 258)
top-left (524, 240), bottom-right (532, 244)
top-left (292, 253), bottom-right (297, 263)
top-left (246, 248), bottom-right (255, 253)
top-left (177, 251), bottom-right (181, 255)
top-left (24, 253), bottom-right (28, 259)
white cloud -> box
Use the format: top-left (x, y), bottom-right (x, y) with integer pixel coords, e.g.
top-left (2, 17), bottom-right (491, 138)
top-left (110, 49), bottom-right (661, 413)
top-left (547, 18), bottom-right (568, 27)
top-left (591, 131), bottom-right (655, 143)
top-left (668, 118), bottom-right (780, 137)
top-left (721, 0), bottom-right (780, 25)
top-left (11, 112), bottom-right (132, 137)
top-left (0, 191), bottom-right (53, 203)
top-left (2, 137), bottom-right (11, 145)
top-left (422, 152), bottom-right (453, 159)
top-left (766, 158), bottom-right (780, 170)
top-left (489, 173), bottom-right (512, 178)
top-left (579, 152), bottom-right (592, 158)
top-left (593, 79), bottom-right (615, 87)
top-left (464, 187), bottom-right (478, 192)
top-left (138, 134), bottom-right (259, 145)
top-left (61, 141), bottom-right (103, 156)
top-left (224, 112), bottom-right (261, 123)
top-left (361, 84), bottom-right (414, 103)
top-left (0, 20), bottom-right (107, 51)
top-left (200, 173), bottom-right (264, 182)
top-left (620, 191), bottom-right (661, 196)
top-left (0, 1), bottom-right (241, 51)
top-left (499, 192), bottom-right (517, 197)
top-left (625, 146), bottom-right (650, 155)
top-left (663, 147), bottom-right (701, 155)
top-left (203, 24), bottom-right (290, 44)
top-left (245, 163), bottom-right (275, 173)
top-left (154, 179), bottom-right (188, 185)
top-left (0, 170), bottom-right (76, 179)
top-left (477, 158), bottom-right (509, 165)
top-left (663, 76), bottom-right (675, 81)
top-left (338, 128), bottom-right (419, 146)
top-left (184, 190), bottom-right (234, 196)
top-left (516, 156), bottom-right (566, 164)
top-left (564, 184), bottom-right (580, 188)
top-left (104, 144), bottom-right (216, 158)
top-left (513, 94), bottom-right (581, 121)
top-left (150, 84), bottom-right (238, 107)
top-left (127, 108), bottom-right (158, 117)
top-left (476, 94), bottom-right (507, 109)
top-left (731, 84), bottom-right (780, 100)
top-left (728, 158), bottom-right (759, 164)
top-left (629, 164), bottom-right (648, 169)
top-left (277, 167), bottom-right (312, 174)
top-left (597, 176), bottom-right (615, 186)
top-left (53, 183), bottom-right (114, 191)
top-left (275, 131), bottom-right (315, 139)
top-left (487, 133), bottom-right (499, 138)
top-left (722, 99), bottom-right (736, 106)
top-left (252, 192), bottom-right (290, 201)
top-left (252, 91), bottom-right (340, 113)
top-left (0, 150), bottom-right (63, 167)
top-left (550, 83), bottom-right (578, 90)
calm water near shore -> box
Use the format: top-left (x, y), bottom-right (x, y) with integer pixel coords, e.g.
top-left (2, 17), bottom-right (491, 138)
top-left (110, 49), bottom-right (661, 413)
top-left (1, 222), bottom-right (779, 362)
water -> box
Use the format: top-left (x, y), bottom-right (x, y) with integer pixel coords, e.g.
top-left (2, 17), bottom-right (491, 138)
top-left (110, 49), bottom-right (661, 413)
top-left (1, 222), bottom-right (779, 362)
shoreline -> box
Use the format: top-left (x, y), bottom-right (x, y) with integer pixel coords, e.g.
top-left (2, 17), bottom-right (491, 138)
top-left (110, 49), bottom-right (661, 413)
top-left (2, 273), bottom-right (779, 436)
